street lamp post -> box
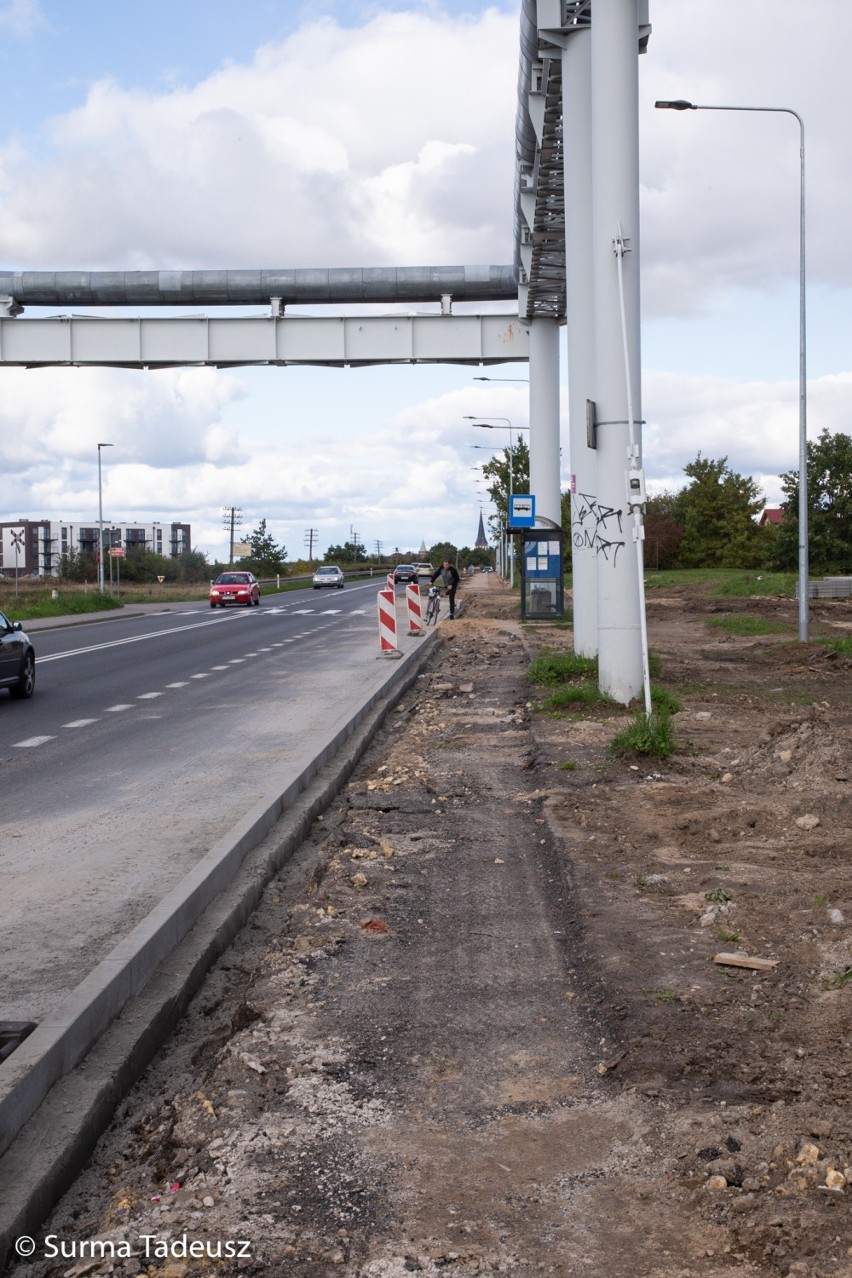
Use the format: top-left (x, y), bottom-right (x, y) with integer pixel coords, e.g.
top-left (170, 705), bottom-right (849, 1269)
top-left (655, 98), bottom-right (809, 641)
top-left (97, 442), bottom-right (113, 593)
top-left (463, 416), bottom-right (530, 589)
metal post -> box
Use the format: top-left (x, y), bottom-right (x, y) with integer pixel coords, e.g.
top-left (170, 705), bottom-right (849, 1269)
top-left (591, 0), bottom-right (645, 704)
top-left (96, 443), bottom-right (113, 593)
top-left (528, 317), bottom-right (561, 529)
top-left (562, 26), bottom-right (598, 657)
top-left (464, 417), bottom-right (529, 592)
top-left (655, 100), bottom-right (808, 640)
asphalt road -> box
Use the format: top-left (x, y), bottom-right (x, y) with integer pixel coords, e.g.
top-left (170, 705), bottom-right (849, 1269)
top-left (0, 579), bottom-right (414, 1022)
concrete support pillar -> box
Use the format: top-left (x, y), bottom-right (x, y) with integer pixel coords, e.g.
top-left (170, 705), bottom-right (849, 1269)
top-left (528, 316), bottom-right (561, 529)
top-left (590, 0), bottom-right (644, 703)
top-left (562, 27), bottom-right (597, 657)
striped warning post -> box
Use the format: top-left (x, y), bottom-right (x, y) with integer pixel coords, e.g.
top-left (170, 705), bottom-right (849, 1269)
top-left (405, 582), bottom-right (423, 634)
top-left (386, 571), bottom-right (395, 591)
top-left (377, 587), bottom-right (398, 653)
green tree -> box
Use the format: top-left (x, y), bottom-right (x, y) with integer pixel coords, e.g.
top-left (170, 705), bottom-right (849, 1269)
top-left (120, 548), bottom-right (173, 583)
top-left (480, 437), bottom-right (530, 540)
top-left (772, 428), bottom-right (852, 575)
top-left (173, 548), bottom-right (211, 583)
top-left (428, 541), bottom-right (460, 567)
top-left (672, 455), bottom-right (765, 568)
top-left (57, 547), bottom-right (94, 582)
top-left (644, 491), bottom-right (683, 571)
top-left (325, 539), bottom-right (366, 563)
top-left (243, 519), bottom-right (288, 576)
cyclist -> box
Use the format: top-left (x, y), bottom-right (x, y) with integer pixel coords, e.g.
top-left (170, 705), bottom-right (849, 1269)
top-left (431, 559), bottom-right (460, 620)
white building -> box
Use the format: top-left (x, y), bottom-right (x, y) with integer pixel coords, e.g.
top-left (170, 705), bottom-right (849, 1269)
top-left (0, 519), bottom-right (191, 577)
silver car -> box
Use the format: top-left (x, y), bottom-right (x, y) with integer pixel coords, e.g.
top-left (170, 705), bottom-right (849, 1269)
top-left (313, 565), bottom-right (345, 589)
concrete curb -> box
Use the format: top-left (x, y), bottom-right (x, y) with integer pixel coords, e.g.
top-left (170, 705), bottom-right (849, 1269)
top-left (0, 628), bottom-right (441, 1272)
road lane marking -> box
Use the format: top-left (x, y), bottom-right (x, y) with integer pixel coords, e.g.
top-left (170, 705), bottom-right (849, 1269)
top-left (137, 692), bottom-right (163, 700)
top-left (36, 613), bottom-right (250, 663)
top-left (190, 673), bottom-right (210, 679)
top-left (104, 704), bottom-right (133, 712)
top-left (210, 665), bottom-right (230, 670)
top-left (13, 736), bottom-right (56, 748)
top-left (165, 682), bottom-right (189, 688)
top-left (62, 719), bottom-right (98, 728)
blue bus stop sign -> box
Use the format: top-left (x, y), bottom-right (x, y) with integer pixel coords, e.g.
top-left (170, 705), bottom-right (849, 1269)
top-left (509, 494), bottom-right (535, 528)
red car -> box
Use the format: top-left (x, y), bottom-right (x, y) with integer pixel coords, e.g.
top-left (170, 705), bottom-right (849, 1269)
top-left (209, 571), bottom-right (260, 608)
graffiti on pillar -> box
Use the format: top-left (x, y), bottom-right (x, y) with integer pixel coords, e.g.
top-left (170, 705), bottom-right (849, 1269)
top-left (571, 491), bottom-right (625, 567)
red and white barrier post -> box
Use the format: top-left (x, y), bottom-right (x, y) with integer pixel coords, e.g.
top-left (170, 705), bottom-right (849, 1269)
top-left (377, 587), bottom-right (399, 655)
top-left (405, 582), bottom-right (423, 635)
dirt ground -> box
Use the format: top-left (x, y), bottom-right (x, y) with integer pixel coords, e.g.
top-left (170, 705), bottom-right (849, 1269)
top-left (11, 574), bottom-right (852, 1278)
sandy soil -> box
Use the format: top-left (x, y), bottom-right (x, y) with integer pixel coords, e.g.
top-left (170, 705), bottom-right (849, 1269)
top-left (10, 575), bottom-right (852, 1278)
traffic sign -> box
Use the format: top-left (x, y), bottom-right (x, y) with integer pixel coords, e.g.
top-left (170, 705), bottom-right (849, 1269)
top-left (509, 494), bottom-right (535, 528)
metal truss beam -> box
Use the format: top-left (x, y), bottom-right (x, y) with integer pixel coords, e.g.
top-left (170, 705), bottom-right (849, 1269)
top-left (0, 312), bottom-right (528, 369)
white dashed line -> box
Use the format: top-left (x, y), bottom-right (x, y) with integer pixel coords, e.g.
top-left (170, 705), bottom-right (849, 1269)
top-left (104, 704), bottom-right (133, 712)
top-left (13, 736), bottom-right (56, 748)
top-left (228, 658), bottom-right (245, 664)
top-left (190, 673), bottom-right (210, 680)
top-left (165, 682), bottom-right (189, 688)
top-left (137, 692), bottom-right (163, 700)
top-left (63, 719), bottom-right (98, 728)
top-left (210, 665), bottom-right (230, 670)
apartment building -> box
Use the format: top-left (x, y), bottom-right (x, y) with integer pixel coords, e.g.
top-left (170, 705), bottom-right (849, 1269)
top-left (0, 519), bottom-right (191, 577)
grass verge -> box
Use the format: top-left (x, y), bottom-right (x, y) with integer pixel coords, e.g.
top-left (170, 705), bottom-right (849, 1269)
top-left (707, 615), bottom-right (795, 638)
top-left (610, 707), bottom-right (678, 760)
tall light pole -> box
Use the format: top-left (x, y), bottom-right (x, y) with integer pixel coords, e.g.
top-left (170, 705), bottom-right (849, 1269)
top-left (463, 417), bottom-right (529, 589)
top-left (655, 98), bottom-right (809, 641)
top-left (97, 443), bottom-right (113, 593)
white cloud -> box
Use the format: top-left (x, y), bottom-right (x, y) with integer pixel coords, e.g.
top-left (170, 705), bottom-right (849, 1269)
top-left (1, 1), bottom-right (851, 563)
top-left (641, 0), bottom-right (852, 313)
top-left (0, 7), bottom-right (517, 269)
top-left (0, 0), bottom-right (45, 37)
top-left (642, 369), bottom-right (852, 506)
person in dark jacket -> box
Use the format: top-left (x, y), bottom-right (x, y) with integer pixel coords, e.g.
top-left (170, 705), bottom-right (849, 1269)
top-left (431, 559), bottom-right (460, 619)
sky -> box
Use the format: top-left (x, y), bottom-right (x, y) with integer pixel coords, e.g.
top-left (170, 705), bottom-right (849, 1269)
top-left (0, 0), bottom-right (849, 564)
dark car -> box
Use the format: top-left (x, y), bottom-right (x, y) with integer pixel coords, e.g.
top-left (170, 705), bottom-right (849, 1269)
top-left (209, 571), bottom-right (260, 607)
top-left (0, 610), bottom-right (35, 699)
top-left (393, 564), bottom-right (418, 585)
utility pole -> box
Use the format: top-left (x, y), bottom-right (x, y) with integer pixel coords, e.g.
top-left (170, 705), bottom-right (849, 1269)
top-left (222, 506), bottom-right (243, 567)
top-left (304, 527), bottom-right (318, 562)
top-left (374, 539), bottom-right (383, 561)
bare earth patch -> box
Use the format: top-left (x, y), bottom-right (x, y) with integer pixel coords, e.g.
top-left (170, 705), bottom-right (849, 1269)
top-left (12, 576), bottom-right (852, 1277)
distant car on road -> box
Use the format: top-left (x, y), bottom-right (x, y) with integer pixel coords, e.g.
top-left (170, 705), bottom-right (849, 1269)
top-left (415, 562), bottom-right (434, 578)
top-left (209, 571), bottom-right (260, 607)
top-left (393, 564), bottom-right (418, 585)
top-left (0, 610), bottom-right (35, 699)
top-left (313, 565), bottom-right (345, 589)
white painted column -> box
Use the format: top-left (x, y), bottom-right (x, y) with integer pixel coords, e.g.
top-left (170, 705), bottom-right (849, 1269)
top-left (590, 0), bottom-right (644, 703)
top-left (528, 316), bottom-right (561, 528)
top-left (562, 27), bottom-right (597, 657)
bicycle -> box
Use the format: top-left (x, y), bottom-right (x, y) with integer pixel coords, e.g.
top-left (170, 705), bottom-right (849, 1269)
top-left (424, 584), bottom-right (441, 625)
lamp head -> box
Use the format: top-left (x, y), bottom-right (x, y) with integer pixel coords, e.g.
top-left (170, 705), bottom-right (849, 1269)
top-left (655, 99), bottom-right (696, 111)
